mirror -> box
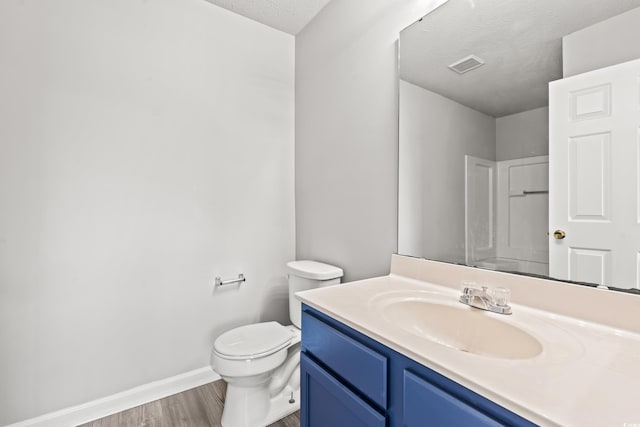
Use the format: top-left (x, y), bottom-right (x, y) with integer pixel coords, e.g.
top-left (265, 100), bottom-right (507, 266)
top-left (398, 0), bottom-right (640, 291)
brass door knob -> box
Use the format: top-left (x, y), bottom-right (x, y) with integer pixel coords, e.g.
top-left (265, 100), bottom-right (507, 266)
top-left (553, 230), bottom-right (566, 239)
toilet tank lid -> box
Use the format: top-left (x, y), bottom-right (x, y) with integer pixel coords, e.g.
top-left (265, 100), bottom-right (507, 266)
top-left (286, 260), bottom-right (343, 280)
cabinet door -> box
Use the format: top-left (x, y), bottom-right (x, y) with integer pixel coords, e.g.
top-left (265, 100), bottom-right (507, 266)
top-left (300, 353), bottom-right (386, 427)
top-left (302, 310), bottom-right (388, 408)
top-left (403, 370), bottom-right (504, 427)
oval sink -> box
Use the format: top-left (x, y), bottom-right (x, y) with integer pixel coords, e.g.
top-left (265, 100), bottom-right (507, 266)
top-left (378, 296), bottom-right (542, 359)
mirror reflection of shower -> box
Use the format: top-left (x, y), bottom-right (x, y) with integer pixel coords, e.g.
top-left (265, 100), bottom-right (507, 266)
top-left (465, 153), bottom-right (549, 276)
top-left (398, 82), bottom-right (549, 274)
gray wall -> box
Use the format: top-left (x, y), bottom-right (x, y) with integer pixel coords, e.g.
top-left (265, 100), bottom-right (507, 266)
top-left (0, 0), bottom-right (294, 423)
top-left (563, 6), bottom-right (640, 77)
top-left (295, 0), bottom-right (447, 282)
top-left (496, 107), bottom-right (549, 161)
top-left (399, 80), bottom-right (496, 264)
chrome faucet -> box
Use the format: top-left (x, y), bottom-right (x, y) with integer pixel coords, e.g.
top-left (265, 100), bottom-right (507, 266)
top-left (459, 284), bottom-right (512, 315)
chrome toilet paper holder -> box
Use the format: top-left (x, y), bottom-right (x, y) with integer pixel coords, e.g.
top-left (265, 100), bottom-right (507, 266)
top-left (215, 273), bottom-right (246, 288)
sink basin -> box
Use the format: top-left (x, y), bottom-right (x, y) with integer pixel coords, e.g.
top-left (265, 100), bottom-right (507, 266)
top-left (372, 292), bottom-right (542, 359)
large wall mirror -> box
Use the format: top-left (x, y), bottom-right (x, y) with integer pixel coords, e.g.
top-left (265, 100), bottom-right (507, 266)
top-left (398, 0), bottom-right (640, 291)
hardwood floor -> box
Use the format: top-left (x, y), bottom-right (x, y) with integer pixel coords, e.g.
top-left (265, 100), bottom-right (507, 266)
top-left (78, 380), bottom-right (300, 427)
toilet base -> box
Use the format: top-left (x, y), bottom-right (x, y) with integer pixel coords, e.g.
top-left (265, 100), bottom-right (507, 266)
top-left (264, 384), bottom-right (300, 426)
top-left (221, 381), bottom-right (300, 427)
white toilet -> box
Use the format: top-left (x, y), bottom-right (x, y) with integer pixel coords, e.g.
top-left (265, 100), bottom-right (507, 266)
top-left (211, 260), bottom-right (343, 427)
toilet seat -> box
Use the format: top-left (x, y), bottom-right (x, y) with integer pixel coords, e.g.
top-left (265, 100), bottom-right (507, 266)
top-left (214, 321), bottom-right (293, 360)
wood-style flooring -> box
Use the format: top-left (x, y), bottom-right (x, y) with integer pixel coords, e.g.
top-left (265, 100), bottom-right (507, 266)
top-left (78, 380), bottom-right (300, 427)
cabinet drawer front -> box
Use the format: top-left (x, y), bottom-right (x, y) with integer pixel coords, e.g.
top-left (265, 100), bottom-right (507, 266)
top-left (301, 353), bottom-right (386, 427)
top-left (302, 310), bottom-right (388, 409)
top-left (403, 370), bottom-right (504, 427)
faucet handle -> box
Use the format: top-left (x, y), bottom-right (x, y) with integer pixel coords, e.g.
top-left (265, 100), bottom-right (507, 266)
top-left (460, 280), bottom-right (476, 295)
top-left (491, 287), bottom-right (511, 307)
top-left (462, 283), bottom-right (480, 295)
top-left (460, 281), bottom-right (477, 294)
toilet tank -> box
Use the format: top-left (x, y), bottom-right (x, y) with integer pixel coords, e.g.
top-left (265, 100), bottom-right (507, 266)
top-left (287, 260), bottom-right (343, 328)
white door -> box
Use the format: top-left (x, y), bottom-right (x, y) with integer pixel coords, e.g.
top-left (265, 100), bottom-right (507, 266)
top-left (549, 58), bottom-right (640, 289)
top-left (465, 155), bottom-right (496, 265)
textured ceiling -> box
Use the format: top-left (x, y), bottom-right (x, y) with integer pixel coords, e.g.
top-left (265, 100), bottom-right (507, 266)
top-left (400, 0), bottom-right (640, 117)
top-left (205, 0), bottom-right (332, 35)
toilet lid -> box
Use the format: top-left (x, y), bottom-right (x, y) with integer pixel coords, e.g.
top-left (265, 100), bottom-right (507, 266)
top-left (214, 322), bottom-right (293, 359)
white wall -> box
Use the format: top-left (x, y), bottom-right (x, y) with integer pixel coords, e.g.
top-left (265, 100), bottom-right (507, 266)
top-left (496, 107), bottom-right (549, 161)
top-left (563, 6), bottom-right (640, 77)
top-left (0, 0), bottom-right (294, 424)
top-left (295, 0), bottom-right (448, 282)
top-left (399, 80), bottom-right (495, 264)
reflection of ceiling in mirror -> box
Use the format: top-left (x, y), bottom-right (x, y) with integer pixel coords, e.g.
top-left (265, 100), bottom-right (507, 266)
top-left (399, 0), bottom-right (640, 117)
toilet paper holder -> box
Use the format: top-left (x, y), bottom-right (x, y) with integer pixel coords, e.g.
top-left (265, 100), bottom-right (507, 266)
top-left (215, 273), bottom-right (246, 288)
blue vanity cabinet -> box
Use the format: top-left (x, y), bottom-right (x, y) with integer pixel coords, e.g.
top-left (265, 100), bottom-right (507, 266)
top-left (300, 304), bottom-right (537, 427)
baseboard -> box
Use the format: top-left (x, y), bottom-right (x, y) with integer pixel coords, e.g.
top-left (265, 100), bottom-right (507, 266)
top-left (6, 367), bottom-right (221, 427)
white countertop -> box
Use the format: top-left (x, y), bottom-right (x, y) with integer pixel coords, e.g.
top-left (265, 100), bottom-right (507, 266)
top-left (297, 273), bottom-right (640, 427)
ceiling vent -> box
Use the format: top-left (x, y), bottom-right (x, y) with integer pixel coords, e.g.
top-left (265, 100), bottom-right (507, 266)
top-left (448, 55), bottom-right (485, 74)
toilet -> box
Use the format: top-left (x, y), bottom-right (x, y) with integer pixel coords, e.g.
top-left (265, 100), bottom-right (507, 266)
top-left (211, 260), bottom-right (343, 427)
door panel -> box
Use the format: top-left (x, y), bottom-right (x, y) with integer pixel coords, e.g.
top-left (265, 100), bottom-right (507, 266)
top-left (568, 247), bottom-right (611, 284)
top-left (568, 133), bottom-right (610, 220)
top-left (570, 84), bottom-right (611, 121)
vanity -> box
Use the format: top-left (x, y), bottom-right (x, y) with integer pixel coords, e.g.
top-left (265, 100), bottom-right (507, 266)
top-left (299, 306), bottom-right (534, 426)
top-left (296, 255), bottom-right (640, 426)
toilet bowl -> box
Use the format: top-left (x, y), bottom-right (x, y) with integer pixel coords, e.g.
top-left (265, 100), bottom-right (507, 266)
top-left (211, 260), bottom-right (343, 427)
